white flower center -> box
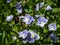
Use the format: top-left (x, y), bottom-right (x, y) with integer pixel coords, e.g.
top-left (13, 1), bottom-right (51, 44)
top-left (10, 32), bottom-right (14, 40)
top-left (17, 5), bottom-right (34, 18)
top-left (25, 17), bottom-right (30, 22)
top-left (39, 21), bottom-right (45, 27)
top-left (40, 21), bottom-right (44, 23)
top-left (50, 26), bottom-right (54, 30)
top-left (31, 34), bottom-right (35, 38)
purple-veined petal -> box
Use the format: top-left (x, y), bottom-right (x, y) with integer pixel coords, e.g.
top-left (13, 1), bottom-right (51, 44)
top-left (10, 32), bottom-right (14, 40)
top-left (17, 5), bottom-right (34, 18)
top-left (48, 23), bottom-right (57, 31)
top-left (18, 30), bottom-right (28, 39)
top-left (35, 34), bottom-right (40, 40)
top-left (49, 33), bottom-right (58, 43)
top-left (39, 2), bottom-right (44, 8)
top-left (28, 38), bottom-right (35, 43)
top-left (36, 17), bottom-right (48, 27)
top-left (45, 5), bottom-right (52, 10)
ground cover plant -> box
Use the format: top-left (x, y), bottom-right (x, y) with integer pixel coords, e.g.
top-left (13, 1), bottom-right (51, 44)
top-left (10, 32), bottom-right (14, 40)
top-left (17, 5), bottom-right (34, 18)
top-left (0, 0), bottom-right (60, 45)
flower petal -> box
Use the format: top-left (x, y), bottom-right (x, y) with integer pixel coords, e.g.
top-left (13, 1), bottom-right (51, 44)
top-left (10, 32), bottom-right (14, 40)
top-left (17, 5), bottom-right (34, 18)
top-left (28, 38), bottom-right (35, 43)
top-left (48, 23), bottom-right (56, 31)
top-left (35, 34), bottom-right (40, 40)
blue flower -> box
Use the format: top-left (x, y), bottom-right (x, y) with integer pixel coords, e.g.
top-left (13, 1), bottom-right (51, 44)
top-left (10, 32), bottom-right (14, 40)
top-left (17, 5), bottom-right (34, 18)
top-left (22, 32), bottom-right (31, 43)
top-left (22, 14), bottom-right (35, 24)
top-left (45, 5), bottom-right (52, 10)
top-left (29, 30), bottom-right (40, 40)
top-left (36, 17), bottom-right (48, 27)
top-left (35, 3), bottom-right (39, 11)
top-left (7, 0), bottom-right (12, 3)
top-left (39, 2), bottom-right (44, 8)
top-left (15, 2), bottom-right (22, 9)
top-left (6, 15), bottom-right (13, 21)
top-left (23, 30), bottom-right (40, 43)
top-left (28, 31), bottom-right (40, 43)
top-left (17, 8), bottom-right (22, 13)
top-left (18, 30), bottom-right (28, 39)
top-left (48, 23), bottom-right (57, 31)
top-left (15, 2), bottom-right (22, 13)
top-left (49, 33), bottom-right (58, 43)
top-left (35, 2), bottom-right (44, 11)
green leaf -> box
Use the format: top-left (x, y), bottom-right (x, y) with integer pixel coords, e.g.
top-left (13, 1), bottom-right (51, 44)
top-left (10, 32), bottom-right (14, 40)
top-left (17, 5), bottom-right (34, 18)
top-left (52, 8), bottom-right (59, 13)
top-left (2, 30), bottom-right (5, 43)
top-left (43, 29), bottom-right (48, 33)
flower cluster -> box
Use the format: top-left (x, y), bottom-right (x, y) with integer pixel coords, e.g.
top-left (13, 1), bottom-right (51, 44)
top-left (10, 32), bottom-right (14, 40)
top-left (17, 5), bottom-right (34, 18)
top-left (18, 30), bottom-right (40, 43)
top-left (6, 1), bottom-right (58, 43)
top-left (18, 14), bottom-right (49, 27)
top-left (6, 14), bottom-right (57, 43)
top-left (35, 2), bottom-right (52, 11)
